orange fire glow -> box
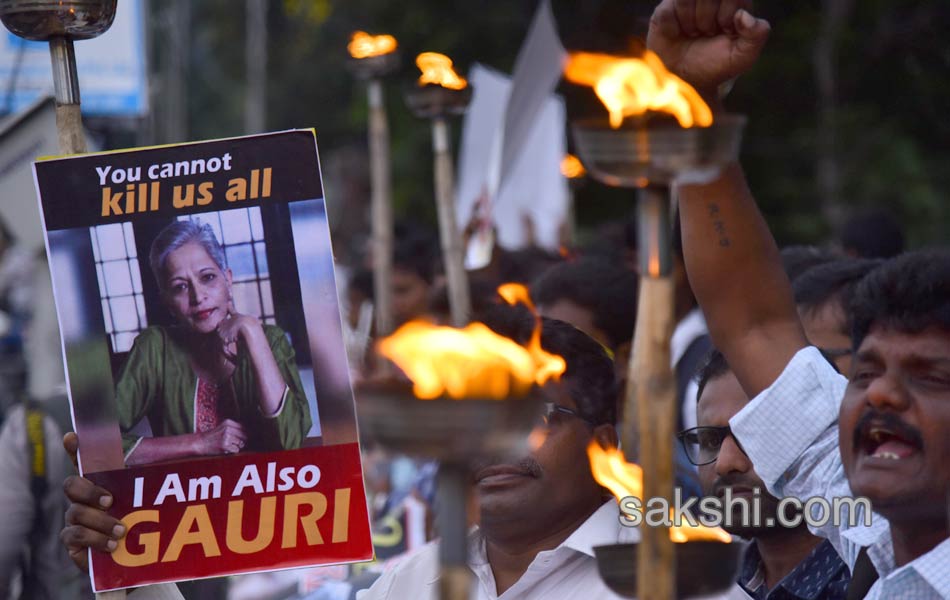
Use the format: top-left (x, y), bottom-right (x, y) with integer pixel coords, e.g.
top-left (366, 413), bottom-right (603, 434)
top-left (347, 31), bottom-right (398, 59)
top-left (587, 442), bottom-right (732, 543)
top-left (377, 321), bottom-right (565, 399)
top-left (415, 52), bottom-right (468, 90)
top-left (560, 154), bottom-right (586, 179)
top-left (564, 50), bottom-right (713, 129)
top-left (497, 282), bottom-right (535, 310)
top-left (528, 426), bottom-right (548, 452)
top-left (377, 284), bottom-right (565, 400)
top-left (497, 283), bottom-right (567, 386)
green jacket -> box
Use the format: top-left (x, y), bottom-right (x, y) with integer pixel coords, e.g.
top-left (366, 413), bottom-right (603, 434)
top-left (117, 325), bottom-right (312, 458)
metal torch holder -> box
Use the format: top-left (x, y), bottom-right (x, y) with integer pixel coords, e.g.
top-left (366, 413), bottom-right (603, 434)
top-left (572, 115), bottom-right (745, 600)
top-left (0, 0), bottom-right (118, 154)
top-left (358, 386), bottom-right (541, 600)
top-left (348, 52), bottom-right (400, 81)
top-left (594, 541), bottom-right (743, 599)
top-left (405, 84), bottom-right (475, 328)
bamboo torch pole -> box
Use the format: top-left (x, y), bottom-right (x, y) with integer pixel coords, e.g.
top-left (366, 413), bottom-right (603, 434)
top-left (627, 185), bottom-right (676, 600)
top-left (431, 116), bottom-right (471, 327)
top-left (367, 78), bottom-right (395, 339)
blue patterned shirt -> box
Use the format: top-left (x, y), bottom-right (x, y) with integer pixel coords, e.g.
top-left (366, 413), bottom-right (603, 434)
top-left (739, 538), bottom-right (849, 600)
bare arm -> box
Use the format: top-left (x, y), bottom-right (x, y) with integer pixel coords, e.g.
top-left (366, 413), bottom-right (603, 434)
top-left (125, 420), bottom-right (247, 466)
top-left (218, 313), bottom-right (288, 416)
top-left (648, 0), bottom-right (807, 397)
top-left (677, 164), bottom-right (807, 396)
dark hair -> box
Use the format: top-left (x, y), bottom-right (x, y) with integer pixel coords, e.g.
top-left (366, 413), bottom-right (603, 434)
top-left (780, 245), bottom-right (836, 282)
top-left (392, 223), bottom-right (439, 284)
top-left (428, 275), bottom-right (507, 324)
top-left (623, 213), bottom-right (638, 251)
top-left (793, 258), bottom-right (883, 333)
top-left (495, 247), bottom-right (563, 284)
top-left (348, 268), bottom-right (374, 301)
top-left (531, 258), bottom-right (638, 350)
top-left (695, 349), bottom-right (730, 403)
top-left (480, 306), bottom-right (617, 426)
top-left (840, 210), bottom-right (905, 259)
top-left (851, 249), bottom-right (950, 349)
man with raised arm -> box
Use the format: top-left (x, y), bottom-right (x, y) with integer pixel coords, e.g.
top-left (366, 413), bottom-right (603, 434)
top-left (647, 1), bottom-right (950, 597)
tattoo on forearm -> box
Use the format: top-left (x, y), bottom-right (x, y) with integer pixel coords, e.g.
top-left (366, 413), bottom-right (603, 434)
top-left (707, 203), bottom-right (731, 247)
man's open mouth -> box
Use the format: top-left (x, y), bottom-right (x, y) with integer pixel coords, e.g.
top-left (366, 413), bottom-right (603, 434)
top-left (855, 416), bottom-right (923, 461)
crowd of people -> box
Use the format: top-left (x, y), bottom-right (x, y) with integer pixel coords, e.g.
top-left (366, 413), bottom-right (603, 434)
top-left (1, 0), bottom-right (947, 598)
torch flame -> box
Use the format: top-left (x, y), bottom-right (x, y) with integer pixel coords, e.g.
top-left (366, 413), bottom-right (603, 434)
top-left (416, 52), bottom-right (468, 90)
top-left (564, 50), bottom-right (713, 129)
top-left (560, 154), bottom-right (586, 179)
top-left (497, 282), bottom-right (535, 310)
top-left (587, 442), bottom-right (732, 543)
top-left (348, 31), bottom-right (398, 59)
top-left (496, 284), bottom-right (567, 385)
top-left (377, 284), bottom-right (565, 399)
top-left (377, 321), bottom-right (565, 399)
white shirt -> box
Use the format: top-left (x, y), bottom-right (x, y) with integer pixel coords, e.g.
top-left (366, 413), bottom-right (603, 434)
top-left (358, 500), bottom-right (637, 600)
top-left (730, 346), bottom-right (950, 599)
top-left (115, 501), bottom-right (742, 600)
top-left (358, 501), bottom-right (743, 600)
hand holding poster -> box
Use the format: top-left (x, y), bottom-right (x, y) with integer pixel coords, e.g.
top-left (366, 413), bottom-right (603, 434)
top-left (33, 131), bottom-right (373, 592)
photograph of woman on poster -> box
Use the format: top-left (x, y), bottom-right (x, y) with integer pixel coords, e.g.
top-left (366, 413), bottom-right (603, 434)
top-left (117, 219), bottom-right (311, 466)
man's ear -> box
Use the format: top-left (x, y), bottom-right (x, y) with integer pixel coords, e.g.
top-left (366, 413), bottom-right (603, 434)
top-left (593, 423), bottom-right (619, 449)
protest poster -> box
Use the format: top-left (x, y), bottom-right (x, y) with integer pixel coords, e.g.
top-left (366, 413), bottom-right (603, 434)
top-left (33, 130), bottom-right (373, 591)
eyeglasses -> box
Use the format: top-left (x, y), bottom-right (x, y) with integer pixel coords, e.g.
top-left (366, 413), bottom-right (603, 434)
top-left (541, 402), bottom-right (596, 428)
top-left (676, 425), bottom-right (747, 466)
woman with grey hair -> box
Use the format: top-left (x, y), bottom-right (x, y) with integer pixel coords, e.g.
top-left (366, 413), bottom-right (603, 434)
top-left (116, 219), bottom-right (311, 465)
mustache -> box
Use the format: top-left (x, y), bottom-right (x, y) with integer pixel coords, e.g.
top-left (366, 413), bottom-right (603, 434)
top-left (471, 457), bottom-right (543, 479)
top-left (853, 410), bottom-right (923, 449)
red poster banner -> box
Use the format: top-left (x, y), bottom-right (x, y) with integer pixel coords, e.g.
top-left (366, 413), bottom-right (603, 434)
top-left (86, 443), bottom-right (373, 590)
top-left (33, 131), bottom-right (374, 592)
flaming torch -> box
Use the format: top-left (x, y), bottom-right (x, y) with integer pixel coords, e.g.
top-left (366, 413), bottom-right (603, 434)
top-left (358, 285), bottom-right (561, 600)
top-left (405, 52), bottom-right (474, 327)
top-left (565, 49), bottom-right (744, 600)
top-left (0, 0), bottom-right (117, 154)
top-left (347, 31), bottom-right (399, 345)
top-left (588, 442), bottom-right (739, 598)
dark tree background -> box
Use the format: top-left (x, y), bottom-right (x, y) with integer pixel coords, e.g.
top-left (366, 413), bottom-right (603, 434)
top-left (141, 0), bottom-right (950, 262)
